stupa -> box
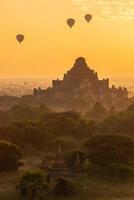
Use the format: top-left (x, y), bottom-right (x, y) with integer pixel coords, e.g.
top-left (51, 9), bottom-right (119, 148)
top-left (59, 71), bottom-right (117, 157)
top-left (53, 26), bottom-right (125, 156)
top-left (43, 146), bottom-right (87, 177)
top-left (47, 145), bottom-right (72, 177)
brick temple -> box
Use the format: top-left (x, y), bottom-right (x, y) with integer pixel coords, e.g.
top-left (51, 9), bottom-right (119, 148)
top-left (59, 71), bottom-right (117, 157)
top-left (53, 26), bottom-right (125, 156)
top-left (33, 57), bottom-right (128, 111)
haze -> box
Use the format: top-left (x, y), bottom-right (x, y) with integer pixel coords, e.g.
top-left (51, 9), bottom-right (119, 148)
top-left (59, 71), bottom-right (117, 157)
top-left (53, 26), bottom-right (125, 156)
top-left (0, 0), bottom-right (134, 78)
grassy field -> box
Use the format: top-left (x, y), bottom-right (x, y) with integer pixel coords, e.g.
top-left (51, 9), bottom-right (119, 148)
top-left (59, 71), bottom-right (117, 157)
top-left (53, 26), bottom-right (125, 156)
top-left (0, 171), bottom-right (22, 200)
top-left (0, 157), bottom-right (41, 200)
top-left (1, 158), bottom-right (134, 200)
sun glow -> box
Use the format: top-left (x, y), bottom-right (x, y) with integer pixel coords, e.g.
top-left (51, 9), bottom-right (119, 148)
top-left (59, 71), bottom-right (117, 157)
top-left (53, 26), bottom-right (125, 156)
top-left (0, 0), bottom-right (134, 78)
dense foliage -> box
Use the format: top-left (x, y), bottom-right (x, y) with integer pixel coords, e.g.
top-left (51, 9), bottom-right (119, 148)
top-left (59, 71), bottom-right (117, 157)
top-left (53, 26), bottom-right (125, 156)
top-left (17, 171), bottom-right (48, 200)
top-left (85, 135), bottom-right (134, 164)
top-left (0, 102), bottom-right (134, 170)
top-left (84, 135), bottom-right (134, 178)
top-left (0, 102), bottom-right (134, 155)
top-left (0, 105), bottom-right (97, 151)
top-left (1, 101), bottom-right (134, 199)
top-left (0, 140), bottom-right (22, 171)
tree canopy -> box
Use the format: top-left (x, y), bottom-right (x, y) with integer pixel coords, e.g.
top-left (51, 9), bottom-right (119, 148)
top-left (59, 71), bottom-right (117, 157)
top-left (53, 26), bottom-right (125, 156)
top-left (0, 140), bottom-right (22, 171)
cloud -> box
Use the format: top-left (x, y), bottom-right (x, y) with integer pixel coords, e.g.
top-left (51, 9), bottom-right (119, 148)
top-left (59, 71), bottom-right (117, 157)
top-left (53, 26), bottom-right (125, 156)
top-left (72, 0), bottom-right (134, 21)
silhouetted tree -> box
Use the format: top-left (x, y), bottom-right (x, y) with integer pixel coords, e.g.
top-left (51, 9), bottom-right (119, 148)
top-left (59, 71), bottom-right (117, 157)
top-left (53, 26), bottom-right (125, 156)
top-left (85, 135), bottom-right (134, 178)
top-left (85, 135), bottom-right (134, 164)
top-left (0, 140), bottom-right (22, 171)
top-left (17, 171), bottom-right (48, 200)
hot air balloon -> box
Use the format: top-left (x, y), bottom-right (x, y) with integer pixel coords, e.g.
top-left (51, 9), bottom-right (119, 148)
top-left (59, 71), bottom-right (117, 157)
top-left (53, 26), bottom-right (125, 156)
top-left (85, 14), bottom-right (92, 23)
top-left (16, 34), bottom-right (24, 43)
top-left (67, 18), bottom-right (75, 28)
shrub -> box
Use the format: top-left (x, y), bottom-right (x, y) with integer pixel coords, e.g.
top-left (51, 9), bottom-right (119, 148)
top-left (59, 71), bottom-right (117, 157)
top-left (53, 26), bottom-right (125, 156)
top-left (17, 170), bottom-right (48, 200)
top-left (52, 177), bottom-right (74, 197)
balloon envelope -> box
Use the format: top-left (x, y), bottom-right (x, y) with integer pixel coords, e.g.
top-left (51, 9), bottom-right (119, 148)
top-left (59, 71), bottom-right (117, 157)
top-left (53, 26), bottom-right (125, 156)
top-left (85, 14), bottom-right (92, 23)
top-left (67, 18), bottom-right (75, 28)
top-left (16, 34), bottom-right (24, 43)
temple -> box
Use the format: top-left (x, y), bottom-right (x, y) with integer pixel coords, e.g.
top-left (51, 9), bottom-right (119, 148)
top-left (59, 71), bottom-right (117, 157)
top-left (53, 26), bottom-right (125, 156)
top-left (42, 145), bottom-right (87, 177)
top-left (33, 57), bottom-right (128, 111)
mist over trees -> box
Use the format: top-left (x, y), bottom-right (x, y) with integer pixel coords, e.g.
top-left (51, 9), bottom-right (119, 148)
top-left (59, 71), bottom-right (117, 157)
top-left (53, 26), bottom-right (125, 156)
top-left (0, 101), bottom-right (134, 200)
top-left (0, 102), bottom-right (134, 180)
top-left (0, 102), bottom-right (134, 153)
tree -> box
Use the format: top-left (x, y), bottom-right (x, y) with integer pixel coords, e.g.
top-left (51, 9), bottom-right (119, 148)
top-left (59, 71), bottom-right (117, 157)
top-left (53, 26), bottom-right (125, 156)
top-left (17, 171), bottom-right (48, 200)
top-left (8, 103), bottom-right (51, 121)
top-left (84, 135), bottom-right (134, 178)
top-left (0, 140), bottom-right (22, 172)
top-left (85, 135), bottom-right (134, 165)
top-left (52, 177), bottom-right (74, 197)
top-left (53, 136), bottom-right (76, 151)
top-left (14, 120), bottom-right (51, 151)
top-left (99, 105), bottom-right (134, 135)
top-left (9, 104), bottom-right (33, 120)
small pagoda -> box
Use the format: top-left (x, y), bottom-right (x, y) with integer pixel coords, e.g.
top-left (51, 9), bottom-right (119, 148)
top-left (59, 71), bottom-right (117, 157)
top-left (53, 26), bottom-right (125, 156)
top-left (42, 145), bottom-right (88, 177)
top-left (47, 145), bottom-right (72, 177)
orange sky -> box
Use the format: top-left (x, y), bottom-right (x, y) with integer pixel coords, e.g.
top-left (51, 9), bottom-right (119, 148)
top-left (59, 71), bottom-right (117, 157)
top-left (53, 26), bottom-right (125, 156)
top-left (0, 0), bottom-right (134, 79)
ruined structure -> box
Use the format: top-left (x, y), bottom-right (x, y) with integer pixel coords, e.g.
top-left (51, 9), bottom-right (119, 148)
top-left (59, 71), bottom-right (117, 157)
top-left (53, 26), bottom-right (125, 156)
top-left (42, 145), bottom-right (87, 177)
top-left (33, 57), bottom-right (128, 111)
